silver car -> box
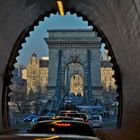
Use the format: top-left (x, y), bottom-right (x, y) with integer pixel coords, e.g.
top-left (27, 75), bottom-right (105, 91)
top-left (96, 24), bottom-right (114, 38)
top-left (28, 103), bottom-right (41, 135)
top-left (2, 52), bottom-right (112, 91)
top-left (91, 115), bottom-right (103, 128)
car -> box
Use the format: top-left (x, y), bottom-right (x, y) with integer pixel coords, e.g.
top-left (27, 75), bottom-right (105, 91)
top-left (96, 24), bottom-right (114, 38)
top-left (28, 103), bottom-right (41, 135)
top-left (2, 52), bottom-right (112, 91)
top-left (59, 113), bottom-right (84, 121)
top-left (30, 115), bottom-right (74, 127)
top-left (45, 112), bottom-right (56, 116)
top-left (28, 120), bottom-right (95, 137)
top-left (23, 114), bottom-right (37, 122)
top-left (30, 117), bottom-right (39, 127)
top-left (79, 113), bottom-right (92, 126)
top-left (30, 116), bottom-right (56, 127)
top-left (91, 115), bottom-right (103, 128)
top-left (58, 110), bottom-right (79, 115)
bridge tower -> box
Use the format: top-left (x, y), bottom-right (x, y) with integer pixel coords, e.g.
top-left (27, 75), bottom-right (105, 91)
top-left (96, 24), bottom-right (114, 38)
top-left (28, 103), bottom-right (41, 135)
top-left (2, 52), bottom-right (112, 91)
top-left (44, 29), bottom-right (103, 111)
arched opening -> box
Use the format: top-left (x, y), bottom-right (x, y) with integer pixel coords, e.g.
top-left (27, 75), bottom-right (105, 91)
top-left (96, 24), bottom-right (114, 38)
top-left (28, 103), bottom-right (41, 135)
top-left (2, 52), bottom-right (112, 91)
top-left (64, 62), bottom-right (84, 96)
top-left (3, 10), bottom-right (121, 131)
top-left (70, 74), bottom-right (84, 96)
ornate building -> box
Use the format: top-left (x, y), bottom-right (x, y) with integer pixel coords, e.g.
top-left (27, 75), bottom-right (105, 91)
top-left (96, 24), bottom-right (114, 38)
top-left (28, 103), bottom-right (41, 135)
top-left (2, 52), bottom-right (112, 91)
top-left (22, 53), bottom-right (49, 95)
top-left (100, 49), bottom-right (116, 92)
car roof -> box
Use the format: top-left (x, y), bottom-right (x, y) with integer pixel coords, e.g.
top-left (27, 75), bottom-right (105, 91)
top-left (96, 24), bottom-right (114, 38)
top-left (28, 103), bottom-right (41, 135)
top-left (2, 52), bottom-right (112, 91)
top-left (60, 113), bottom-right (81, 115)
top-left (59, 110), bottom-right (78, 112)
top-left (38, 116), bottom-right (74, 121)
top-left (91, 115), bottom-right (102, 117)
top-left (38, 119), bottom-right (86, 124)
top-left (91, 115), bottom-right (102, 119)
top-left (59, 110), bottom-right (79, 113)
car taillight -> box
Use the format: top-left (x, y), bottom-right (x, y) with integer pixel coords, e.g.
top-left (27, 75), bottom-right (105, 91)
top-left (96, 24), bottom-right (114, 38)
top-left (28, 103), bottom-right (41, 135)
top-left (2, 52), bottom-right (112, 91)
top-left (55, 123), bottom-right (71, 126)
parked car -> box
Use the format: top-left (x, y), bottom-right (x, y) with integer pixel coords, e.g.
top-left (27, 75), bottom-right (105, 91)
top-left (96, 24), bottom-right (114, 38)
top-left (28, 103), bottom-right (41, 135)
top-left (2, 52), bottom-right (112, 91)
top-left (28, 120), bottom-right (95, 137)
top-left (23, 114), bottom-right (37, 122)
top-left (91, 115), bottom-right (103, 128)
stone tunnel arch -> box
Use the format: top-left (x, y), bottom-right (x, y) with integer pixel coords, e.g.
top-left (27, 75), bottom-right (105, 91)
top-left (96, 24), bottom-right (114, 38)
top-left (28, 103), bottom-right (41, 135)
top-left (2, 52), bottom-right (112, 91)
top-left (1, 0), bottom-right (140, 139)
top-left (2, 3), bottom-right (122, 129)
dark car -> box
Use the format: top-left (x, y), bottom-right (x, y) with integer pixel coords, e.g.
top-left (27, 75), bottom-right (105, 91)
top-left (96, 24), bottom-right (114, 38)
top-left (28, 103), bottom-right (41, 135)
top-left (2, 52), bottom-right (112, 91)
top-left (58, 110), bottom-right (79, 115)
top-left (29, 120), bottom-right (95, 137)
top-left (30, 115), bottom-right (74, 127)
top-left (59, 113), bottom-right (84, 121)
top-left (38, 116), bottom-right (74, 121)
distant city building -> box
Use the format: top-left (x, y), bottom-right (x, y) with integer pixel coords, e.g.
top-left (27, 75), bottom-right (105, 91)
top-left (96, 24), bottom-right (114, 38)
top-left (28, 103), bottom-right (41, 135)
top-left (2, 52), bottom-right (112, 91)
top-left (100, 49), bottom-right (118, 116)
top-left (21, 50), bottom-right (115, 96)
top-left (100, 50), bottom-right (116, 92)
top-left (22, 53), bottom-right (49, 95)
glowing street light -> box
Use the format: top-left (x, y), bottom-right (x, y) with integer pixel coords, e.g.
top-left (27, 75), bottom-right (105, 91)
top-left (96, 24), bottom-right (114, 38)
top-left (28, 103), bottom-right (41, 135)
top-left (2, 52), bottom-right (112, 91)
top-left (56, 0), bottom-right (65, 16)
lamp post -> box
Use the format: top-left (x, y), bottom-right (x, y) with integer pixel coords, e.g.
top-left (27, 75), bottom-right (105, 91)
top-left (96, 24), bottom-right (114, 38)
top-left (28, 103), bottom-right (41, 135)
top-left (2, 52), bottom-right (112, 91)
top-left (56, 0), bottom-right (65, 16)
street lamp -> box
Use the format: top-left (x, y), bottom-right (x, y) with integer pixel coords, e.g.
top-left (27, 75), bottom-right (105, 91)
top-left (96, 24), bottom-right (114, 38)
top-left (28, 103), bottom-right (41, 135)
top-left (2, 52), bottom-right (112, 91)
top-left (56, 0), bottom-right (65, 16)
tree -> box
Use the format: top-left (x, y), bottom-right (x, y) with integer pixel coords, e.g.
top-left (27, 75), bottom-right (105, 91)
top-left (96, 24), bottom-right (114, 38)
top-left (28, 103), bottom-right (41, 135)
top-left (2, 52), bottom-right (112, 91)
top-left (9, 91), bottom-right (31, 114)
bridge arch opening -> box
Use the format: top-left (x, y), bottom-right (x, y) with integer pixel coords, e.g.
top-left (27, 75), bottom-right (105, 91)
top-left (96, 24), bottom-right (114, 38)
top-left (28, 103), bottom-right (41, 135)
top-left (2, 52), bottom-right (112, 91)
top-left (64, 62), bottom-right (85, 96)
top-left (70, 74), bottom-right (84, 96)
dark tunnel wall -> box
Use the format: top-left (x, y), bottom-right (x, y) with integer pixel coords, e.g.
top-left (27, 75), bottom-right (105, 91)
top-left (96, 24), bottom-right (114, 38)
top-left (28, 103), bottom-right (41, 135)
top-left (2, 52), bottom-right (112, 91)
top-left (0, 0), bottom-right (140, 139)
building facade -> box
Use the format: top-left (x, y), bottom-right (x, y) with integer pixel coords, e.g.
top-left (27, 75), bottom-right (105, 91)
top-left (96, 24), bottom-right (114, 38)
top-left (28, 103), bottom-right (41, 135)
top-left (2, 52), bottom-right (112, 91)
top-left (22, 53), bottom-right (49, 95)
top-left (100, 49), bottom-right (117, 92)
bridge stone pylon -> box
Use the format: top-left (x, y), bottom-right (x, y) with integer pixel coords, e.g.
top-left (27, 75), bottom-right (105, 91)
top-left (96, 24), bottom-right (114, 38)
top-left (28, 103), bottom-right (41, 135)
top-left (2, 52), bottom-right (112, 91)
top-left (44, 29), bottom-right (103, 110)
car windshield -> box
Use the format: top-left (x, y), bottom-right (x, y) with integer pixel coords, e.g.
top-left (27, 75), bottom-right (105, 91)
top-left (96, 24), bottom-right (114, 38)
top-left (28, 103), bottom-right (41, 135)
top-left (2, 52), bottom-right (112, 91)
top-left (59, 110), bottom-right (78, 113)
top-left (30, 121), bottom-right (95, 136)
top-left (60, 113), bottom-right (82, 118)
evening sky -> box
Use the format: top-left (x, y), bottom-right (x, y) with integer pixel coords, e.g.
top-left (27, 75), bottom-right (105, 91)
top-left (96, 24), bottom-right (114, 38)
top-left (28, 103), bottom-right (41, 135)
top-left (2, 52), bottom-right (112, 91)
top-left (17, 12), bottom-right (92, 65)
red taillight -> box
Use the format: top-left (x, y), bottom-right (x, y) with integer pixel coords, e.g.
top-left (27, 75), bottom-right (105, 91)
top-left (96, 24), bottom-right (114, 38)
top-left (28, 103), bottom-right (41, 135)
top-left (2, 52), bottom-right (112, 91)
top-left (55, 123), bottom-right (71, 127)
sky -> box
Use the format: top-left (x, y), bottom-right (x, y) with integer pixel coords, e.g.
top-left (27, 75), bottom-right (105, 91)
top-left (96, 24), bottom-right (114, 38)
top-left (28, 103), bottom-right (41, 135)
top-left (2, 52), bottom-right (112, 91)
top-left (17, 12), bottom-right (92, 66)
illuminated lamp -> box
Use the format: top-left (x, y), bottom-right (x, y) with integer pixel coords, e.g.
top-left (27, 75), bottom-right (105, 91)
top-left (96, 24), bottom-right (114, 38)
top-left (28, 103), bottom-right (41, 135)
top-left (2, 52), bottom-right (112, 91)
top-left (56, 0), bottom-right (65, 16)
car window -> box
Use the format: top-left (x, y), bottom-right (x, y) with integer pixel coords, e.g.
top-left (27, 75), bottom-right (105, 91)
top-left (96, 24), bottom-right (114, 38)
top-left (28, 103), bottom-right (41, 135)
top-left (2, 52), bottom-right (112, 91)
top-left (60, 113), bottom-right (82, 118)
top-left (79, 114), bottom-right (88, 121)
top-left (92, 117), bottom-right (99, 120)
